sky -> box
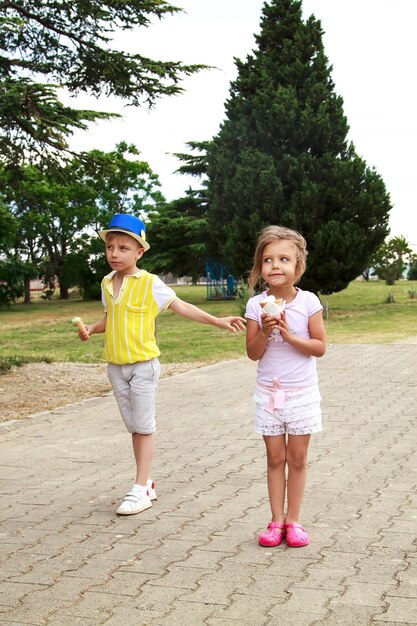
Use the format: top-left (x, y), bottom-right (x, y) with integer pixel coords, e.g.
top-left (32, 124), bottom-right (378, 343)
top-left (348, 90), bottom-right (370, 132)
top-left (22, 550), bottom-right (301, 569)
top-left (66, 0), bottom-right (417, 250)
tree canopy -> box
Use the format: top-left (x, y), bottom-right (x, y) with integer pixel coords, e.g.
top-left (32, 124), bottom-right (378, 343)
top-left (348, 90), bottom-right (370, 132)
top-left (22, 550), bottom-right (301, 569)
top-left (0, 143), bottom-right (165, 301)
top-left (0, 0), bottom-right (203, 165)
top-left (145, 189), bottom-right (207, 282)
top-left (205, 0), bottom-right (391, 294)
top-left (371, 236), bottom-right (415, 285)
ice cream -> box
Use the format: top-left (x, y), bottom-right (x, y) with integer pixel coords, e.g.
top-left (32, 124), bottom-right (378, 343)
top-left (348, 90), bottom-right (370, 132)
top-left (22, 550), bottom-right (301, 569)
top-left (72, 316), bottom-right (89, 339)
top-left (260, 295), bottom-right (286, 317)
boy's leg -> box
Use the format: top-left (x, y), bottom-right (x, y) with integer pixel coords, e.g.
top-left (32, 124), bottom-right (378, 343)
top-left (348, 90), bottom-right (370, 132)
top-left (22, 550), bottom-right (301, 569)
top-left (132, 432), bottom-right (154, 487)
top-left (107, 361), bottom-right (159, 515)
top-left (285, 434), bottom-right (311, 523)
top-left (116, 433), bottom-right (154, 515)
top-left (263, 434), bottom-right (287, 523)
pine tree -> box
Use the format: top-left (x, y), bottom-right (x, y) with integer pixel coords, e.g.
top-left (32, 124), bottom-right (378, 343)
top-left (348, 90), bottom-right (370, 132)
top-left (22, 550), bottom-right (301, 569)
top-left (0, 0), bottom-right (202, 166)
top-left (206, 0), bottom-right (391, 293)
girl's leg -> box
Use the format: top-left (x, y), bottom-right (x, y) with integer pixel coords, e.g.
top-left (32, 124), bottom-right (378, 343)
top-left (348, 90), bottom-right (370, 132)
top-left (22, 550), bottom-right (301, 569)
top-left (132, 432), bottom-right (155, 487)
top-left (285, 434), bottom-right (311, 523)
top-left (263, 434), bottom-right (287, 523)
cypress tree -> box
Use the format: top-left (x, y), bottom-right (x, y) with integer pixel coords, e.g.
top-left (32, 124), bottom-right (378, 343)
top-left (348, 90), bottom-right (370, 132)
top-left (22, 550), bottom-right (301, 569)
top-left (206, 0), bottom-right (391, 293)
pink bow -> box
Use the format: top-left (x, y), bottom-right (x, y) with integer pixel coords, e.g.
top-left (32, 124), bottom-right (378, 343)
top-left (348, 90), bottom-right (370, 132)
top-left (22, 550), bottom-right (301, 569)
top-left (265, 378), bottom-right (286, 413)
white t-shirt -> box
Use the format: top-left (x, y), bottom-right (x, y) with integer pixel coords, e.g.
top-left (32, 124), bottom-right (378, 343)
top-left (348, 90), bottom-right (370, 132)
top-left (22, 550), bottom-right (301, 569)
top-left (245, 288), bottom-right (323, 388)
top-left (101, 270), bottom-right (177, 312)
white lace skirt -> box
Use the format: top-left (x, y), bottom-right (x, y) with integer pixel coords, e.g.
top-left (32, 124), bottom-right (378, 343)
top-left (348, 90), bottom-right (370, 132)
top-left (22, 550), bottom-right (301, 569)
top-left (254, 384), bottom-right (322, 436)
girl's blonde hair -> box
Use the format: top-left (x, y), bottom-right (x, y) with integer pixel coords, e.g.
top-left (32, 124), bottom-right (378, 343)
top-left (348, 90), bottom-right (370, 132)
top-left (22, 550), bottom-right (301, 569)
top-left (248, 225), bottom-right (308, 291)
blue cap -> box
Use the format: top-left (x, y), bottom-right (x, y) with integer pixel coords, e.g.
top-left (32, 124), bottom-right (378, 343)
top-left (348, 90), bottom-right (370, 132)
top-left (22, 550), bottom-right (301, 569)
top-left (99, 214), bottom-right (150, 251)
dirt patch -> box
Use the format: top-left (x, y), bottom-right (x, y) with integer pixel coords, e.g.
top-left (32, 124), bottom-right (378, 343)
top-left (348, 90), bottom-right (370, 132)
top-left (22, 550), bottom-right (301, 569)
top-left (0, 361), bottom-right (212, 424)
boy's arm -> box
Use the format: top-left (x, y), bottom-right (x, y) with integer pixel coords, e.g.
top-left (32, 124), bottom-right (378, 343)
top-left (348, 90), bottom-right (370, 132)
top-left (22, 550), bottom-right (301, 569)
top-left (79, 314), bottom-right (107, 341)
top-left (168, 298), bottom-right (246, 332)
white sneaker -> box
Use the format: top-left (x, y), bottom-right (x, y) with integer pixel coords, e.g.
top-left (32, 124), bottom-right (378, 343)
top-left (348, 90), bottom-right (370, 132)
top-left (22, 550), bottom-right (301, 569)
top-left (116, 490), bottom-right (152, 516)
top-left (147, 480), bottom-right (157, 501)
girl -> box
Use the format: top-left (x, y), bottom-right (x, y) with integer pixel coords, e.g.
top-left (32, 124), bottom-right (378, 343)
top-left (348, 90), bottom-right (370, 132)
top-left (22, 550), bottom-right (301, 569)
top-left (245, 226), bottom-right (326, 547)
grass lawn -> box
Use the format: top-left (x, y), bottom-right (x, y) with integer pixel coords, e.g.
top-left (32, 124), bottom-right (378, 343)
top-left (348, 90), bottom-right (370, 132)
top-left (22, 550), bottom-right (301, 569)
top-left (322, 280), bottom-right (417, 343)
top-left (0, 280), bottom-right (416, 371)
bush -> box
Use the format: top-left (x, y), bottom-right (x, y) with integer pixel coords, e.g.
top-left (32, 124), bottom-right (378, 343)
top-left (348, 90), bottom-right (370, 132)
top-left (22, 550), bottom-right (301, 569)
top-left (236, 282), bottom-right (249, 317)
top-left (408, 259), bottom-right (417, 280)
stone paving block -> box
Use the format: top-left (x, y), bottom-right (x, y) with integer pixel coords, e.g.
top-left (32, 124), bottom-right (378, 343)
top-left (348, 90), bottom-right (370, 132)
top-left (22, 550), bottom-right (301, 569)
top-left (211, 593), bottom-right (276, 623)
top-left (261, 554), bottom-right (316, 578)
top-left (387, 583), bottom-right (417, 598)
top-left (154, 601), bottom-right (216, 626)
top-left (57, 590), bottom-right (125, 620)
top-left (197, 534), bottom-right (244, 553)
top-left (200, 517), bottom-right (255, 534)
top-left (353, 554), bottom-right (408, 583)
top-left (0, 581), bottom-right (47, 607)
top-left (329, 581), bottom-right (394, 608)
top-left (291, 567), bottom-right (346, 591)
top-left (179, 548), bottom-right (232, 569)
top-left (239, 574), bottom-right (291, 600)
top-left (266, 609), bottom-right (325, 626)
top-left (374, 596), bottom-right (417, 623)
top-left (89, 571), bottom-right (157, 597)
top-left (397, 560), bottom-right (417, 584)
top-left (145, 564), bottom-right (210, 590)
top-left (206, 615), bottom-right (267, 626)
top-left (179, 579), bottom-right (237, 605)
top-left (114, 552), bottom-right (169, 575)
top-left (324, 605), bottom-right (385, 624)
top-left (373, 622), bottom-right (415, 626)
top-left (282, 587), bottom-right (338, 615)
top-left (374, 530), bottom-right (416, 550)
top-left (47, 616), bottom-right (101, 625)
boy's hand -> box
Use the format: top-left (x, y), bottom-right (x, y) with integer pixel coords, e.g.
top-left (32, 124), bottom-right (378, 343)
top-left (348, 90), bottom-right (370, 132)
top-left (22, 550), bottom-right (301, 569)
top-left (78, 325), bottom-right (93, 342)
top-left (217, 316), bottom-right (246, 332)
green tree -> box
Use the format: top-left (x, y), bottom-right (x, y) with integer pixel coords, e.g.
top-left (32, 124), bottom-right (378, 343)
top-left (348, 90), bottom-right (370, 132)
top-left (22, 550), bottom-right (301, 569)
top-left (69, 142), bottom-right (166, 299)
top-left (206, 0), bottom-right (391, 294)
top-left (408, 259), bottom-right (417, 281)
top-left (0, 0), bottom-right (203, 165)
top-left (0, 181), bottom-right (41, 303)
top-left (145, 190), bottom-right (207, 282)
top-left (372, 236), bottom-right (414, 285)
top-left (1, 162), bottom-right (97, 299)
top-left (0, 143), bottom-right (164, 300)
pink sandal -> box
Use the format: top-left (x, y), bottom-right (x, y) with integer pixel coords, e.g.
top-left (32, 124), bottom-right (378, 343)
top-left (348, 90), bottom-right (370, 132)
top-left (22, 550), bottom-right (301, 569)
top-left (284, 523), bottom-right (310, 547)
top-left (258, 522), bottom-right (285, 547)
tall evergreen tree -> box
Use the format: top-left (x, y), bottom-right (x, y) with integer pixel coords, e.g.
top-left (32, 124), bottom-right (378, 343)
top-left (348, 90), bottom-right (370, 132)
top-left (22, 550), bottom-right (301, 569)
top-left (206, 0), bottom-right (391, 294)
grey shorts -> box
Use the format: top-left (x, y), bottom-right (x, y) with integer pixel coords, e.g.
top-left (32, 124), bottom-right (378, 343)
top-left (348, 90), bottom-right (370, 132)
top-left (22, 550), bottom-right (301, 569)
top-left (107, 359), bottom-right (161, 434)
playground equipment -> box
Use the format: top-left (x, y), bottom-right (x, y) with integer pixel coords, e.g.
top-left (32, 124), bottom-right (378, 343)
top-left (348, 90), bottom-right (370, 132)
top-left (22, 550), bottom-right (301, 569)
top-left (206, 261), bottom-right (237, 300)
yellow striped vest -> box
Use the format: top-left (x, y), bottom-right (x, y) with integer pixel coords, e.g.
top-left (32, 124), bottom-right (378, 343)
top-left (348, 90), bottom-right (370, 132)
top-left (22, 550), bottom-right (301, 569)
top-left (102, 270), bottom-right (160, 364)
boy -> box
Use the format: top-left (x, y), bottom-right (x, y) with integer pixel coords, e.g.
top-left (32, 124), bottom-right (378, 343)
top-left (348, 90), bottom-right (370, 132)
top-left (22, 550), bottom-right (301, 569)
top-left (79, 213), bottom-right (246, 515)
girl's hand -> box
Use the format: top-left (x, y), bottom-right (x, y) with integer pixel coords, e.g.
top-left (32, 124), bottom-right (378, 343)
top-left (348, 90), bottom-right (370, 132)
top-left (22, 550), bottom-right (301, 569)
top-left (217, 316), bottom-right (247, 332)
top-left (260, 312), bottom-right (280, 337)
top-left (276, 311), bottom-right (292, 341)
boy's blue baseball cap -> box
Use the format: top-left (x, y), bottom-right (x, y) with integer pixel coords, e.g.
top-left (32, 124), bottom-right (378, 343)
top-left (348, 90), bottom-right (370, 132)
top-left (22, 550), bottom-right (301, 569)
top-left (99, 213), bottom-right (150, 251)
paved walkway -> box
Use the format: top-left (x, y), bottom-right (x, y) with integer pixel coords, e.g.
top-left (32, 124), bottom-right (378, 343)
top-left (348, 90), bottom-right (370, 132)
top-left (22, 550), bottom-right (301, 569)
top-left (0, 345), bottom-right (416, 625)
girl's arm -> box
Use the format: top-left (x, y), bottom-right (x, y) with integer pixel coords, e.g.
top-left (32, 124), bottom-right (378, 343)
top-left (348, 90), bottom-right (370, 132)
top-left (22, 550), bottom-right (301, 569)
top-left (277, 310), bottom-right (326, 357)
top-left (168, 298), bottom-right (246, 332)
top-left (79, 315), bottom-right (107, 341)
top-left (246, 315), bottom-right (277, 360)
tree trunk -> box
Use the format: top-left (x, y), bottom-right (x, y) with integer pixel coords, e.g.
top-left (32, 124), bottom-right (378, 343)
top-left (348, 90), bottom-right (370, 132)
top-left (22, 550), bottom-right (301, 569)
top-left (24, 277), bottom-right (31, 304)
top-left (60, 283), bottom-right (69, 299)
